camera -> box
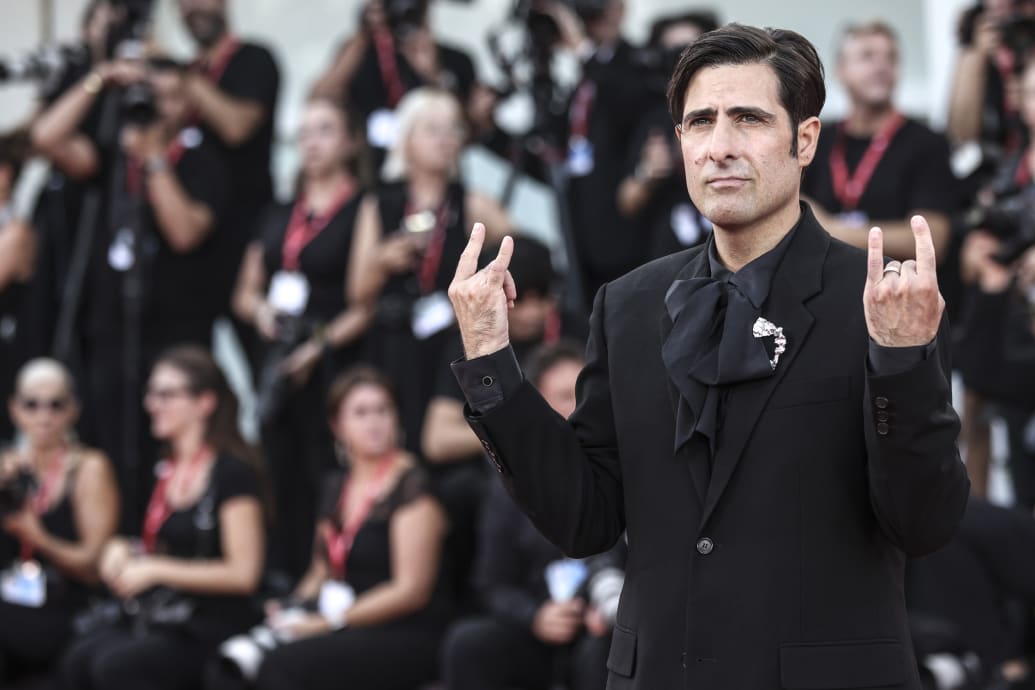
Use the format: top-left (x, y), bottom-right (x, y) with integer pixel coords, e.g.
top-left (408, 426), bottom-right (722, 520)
top-left (517, 0), bottom-right (610, 51)
top-left (1000, 14), bottom-right (1035, 72)
top-left (0, 470), bottom-right (37, 518)
top-left (966, 188), bottom-right (1035, 265)
top-left (383, 0), bottom-right (428, 42)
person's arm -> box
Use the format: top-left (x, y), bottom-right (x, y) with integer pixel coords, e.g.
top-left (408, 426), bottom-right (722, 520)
top-left (812, 205), bottom-right (952, 261)
top-left (146, 161), bottom-right (217, 252)
top-left (334, 495), bottom-right (447, 627)
top-left (449, 227), bottom-right (625, 557)
top-left (31, 69), bottom-right (107, 179)
top-left (232, 241), bottom-right (277, 339)
top-left (7, 452), bottom-right (119, 583)
top-left (347, 193), bottom-right (421, 305)
top-left (310, 36), bottom-right (370, 102)
top-left (947, 19), bottom-right (997, 146)
top-left (617, 132), bottom-right (676, 218)
top-left (184, 72), bottom-right (267, 148)
top-left (291, 524), bottom-right (332, 602)
top-left (110, 496), bottom-right (264, 597)
top-left (421, 396), bottom-right (483, 463)
top-left (862, 219), bottom-right (969, 557)
top-left (0, 219), bottom-right (37, 290)
top-left (465, 192), bottom-right (512, 243)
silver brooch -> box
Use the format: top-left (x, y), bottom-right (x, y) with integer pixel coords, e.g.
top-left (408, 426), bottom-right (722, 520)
top-left (752, 317), bottom-right (787, 370)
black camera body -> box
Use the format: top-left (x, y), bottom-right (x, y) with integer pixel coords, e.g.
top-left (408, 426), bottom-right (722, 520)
top-left (0, 470), bottom-right (37, 518)
top-left (967, 188), bottom-right (1035, 265)
top-left (384, 0), bottom-right (429, 41)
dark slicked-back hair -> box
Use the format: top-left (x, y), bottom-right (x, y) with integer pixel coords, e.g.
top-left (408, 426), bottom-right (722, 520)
top-left (666, 23), bottom-right (825, 156)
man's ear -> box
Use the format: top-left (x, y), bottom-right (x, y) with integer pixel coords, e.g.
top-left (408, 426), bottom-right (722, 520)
top-left (796, 116), bottom-right (821, 167)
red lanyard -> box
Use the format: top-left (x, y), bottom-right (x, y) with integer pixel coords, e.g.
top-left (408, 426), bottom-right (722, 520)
top-left (19, 450), bottom-right (68, 562)
top-left (141, 447), bottom-right (211, 554)
top-left (1016, 147), bottom-right (1033, 187)
top-left (569, 80), bottom-right (596, 140)
top-left (126, 135), bottom-right (188, 197)
top-left (194, 34), bottom-right (241, 84)
top-left (373, 29), bottom-right (405, 108)
top-left (411, 200), bottom-right (453, 295)
top-left (829, 112), bottom-right (905, 212)
top-left (325, 455), bottom-right (395, 580)
top-left (282, 180), bottom-right (357, 271)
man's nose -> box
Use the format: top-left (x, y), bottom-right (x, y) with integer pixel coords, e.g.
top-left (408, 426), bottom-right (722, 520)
top-left (704, 117), bottom-right (737, 164)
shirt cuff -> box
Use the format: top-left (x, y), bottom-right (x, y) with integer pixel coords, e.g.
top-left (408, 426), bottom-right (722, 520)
top-left (450, 344), bottom-right (524, 415)
top-left (867, 338), bottom-right (934, 376)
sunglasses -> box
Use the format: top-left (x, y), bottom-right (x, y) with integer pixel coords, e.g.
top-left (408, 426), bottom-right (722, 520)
top-left (18, 397), bottom-right (71, 413)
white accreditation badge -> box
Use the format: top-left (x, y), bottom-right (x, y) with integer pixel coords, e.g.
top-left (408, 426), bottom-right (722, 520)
top-left (267, 271), bottom-right (311, 317)
top-left (108, 228), bottom-right (136, 272)
top-left (566, 136), bottom-right (595, 177)
top-left (545, 558), bottom-right (588, 602)
top-left (411, 291), bottom-right (455, 340)
top-left (367, 109), bottom-right (400, 150)
top-left (1, 560), bottom-right (46, 608)
top-left (317, 580), bottom-right (356, 628)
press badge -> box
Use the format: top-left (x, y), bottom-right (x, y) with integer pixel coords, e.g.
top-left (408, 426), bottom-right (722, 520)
top-left (412, 291), bottom-right (454, 340)
top-left (108, 228), bottom-right (136, 272)
top-left (267, 271), bottom-right (310, 317)
top-left (367, 109), bottom-right (399, 150)
top-left (1, 560), bottom-right (46, 608)
top-left (317, 580), bottom-right (356, 628)
top-left (836, 210), bottom-right (869, 229)
top-left (567, 136), bottom-right (595, 177)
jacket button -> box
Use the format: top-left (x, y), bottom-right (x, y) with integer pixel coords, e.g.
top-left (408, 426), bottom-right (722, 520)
top-left (876, 422), bottom-right (889, 436)
top-left (876, 410), bottom-right (889, 422)
top-left (481, 376), bottom-right (494, 386)
top-left (874, 396), bottom-right (889, 409)
top-left (696, 537), bottom-right (714, 555)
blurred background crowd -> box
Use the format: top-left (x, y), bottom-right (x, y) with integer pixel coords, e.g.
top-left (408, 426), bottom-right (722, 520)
top-left (0, 0), bottom-right (1032, 688)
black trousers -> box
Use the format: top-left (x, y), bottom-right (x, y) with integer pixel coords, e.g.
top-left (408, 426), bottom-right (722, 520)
top-left (0, 600), bottom-right (74, 685)
top-left (59, 625), bottom-right (209, 690)
top-left (255, 622), bottom-right (443, 690)
top-left (442, 617), bottom-right (611, 690)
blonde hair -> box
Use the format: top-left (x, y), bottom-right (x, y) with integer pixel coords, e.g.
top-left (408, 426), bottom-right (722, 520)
top-left (380, 87), bottom-right (464, 182)
top-left (14, 358), bottom-right (75, 400)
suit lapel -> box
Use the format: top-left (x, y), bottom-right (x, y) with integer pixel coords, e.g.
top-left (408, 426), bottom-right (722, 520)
top-left (659, 245), bottom-right (710, 505)
top-left (699, 211), bottom-right (830, 527)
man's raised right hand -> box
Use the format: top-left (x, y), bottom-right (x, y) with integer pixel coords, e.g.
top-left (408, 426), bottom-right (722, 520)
top-left (448, 222), bottom-right (516, 359)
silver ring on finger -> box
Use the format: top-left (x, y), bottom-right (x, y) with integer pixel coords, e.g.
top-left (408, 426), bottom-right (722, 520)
top-left (882, 261), bottom-right (902, 276)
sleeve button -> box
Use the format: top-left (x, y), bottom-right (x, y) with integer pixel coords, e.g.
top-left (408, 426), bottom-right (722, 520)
top-left (876, 422), bottom-right (890, 436)
top-left (481, 376), bottom-right (494, 387)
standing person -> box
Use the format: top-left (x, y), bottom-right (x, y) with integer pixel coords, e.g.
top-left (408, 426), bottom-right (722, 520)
top-left (233, 97), bottom-right (372, 581)
top-left (802, 21), bottom-right (956, 262)
top-left (60, 346), bottom-right (265, 690)
top-left (176, 0), bottom-right (280, 340)
top-left (447, 24), bottom-right (968, 689)
top-left (0, 359), bottom-right (118, 685)
top-left (349, 87), bottom-right (509, 458)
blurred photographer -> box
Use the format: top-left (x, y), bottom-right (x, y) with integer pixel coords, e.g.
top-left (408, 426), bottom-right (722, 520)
top-left (233, 97), bottom-right (372, 581)
top-left (616, 11), bottom-right (717, 262)
top-left (175, 0), bottom-right (280, 318)
top-left (0, 130), bottom-right (36, 444)
top-left (311, 0), bottom-right (475, 164)
top-left (0, 359), bottom-right (118, 686)
top-left (948, 0), bottom-right (1035, 152)
top-left (537, 0), bottom-right (652, 308)
top-left (31, 55), bottom-right (231, 515)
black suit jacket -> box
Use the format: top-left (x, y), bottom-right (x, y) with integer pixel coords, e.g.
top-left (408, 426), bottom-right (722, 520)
top-left (463, 208), bottom-right (968, 689)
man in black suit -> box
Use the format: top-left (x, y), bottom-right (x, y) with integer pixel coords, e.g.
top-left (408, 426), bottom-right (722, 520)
top-left (447, 23), bottom-right (968, 690)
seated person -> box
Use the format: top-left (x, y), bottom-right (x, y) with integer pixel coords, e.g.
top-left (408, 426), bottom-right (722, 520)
top-left (218, 366), bottom-right (451, 690)
top-left (0, 359), bottom-right (118, 684)
top-left (442, 341), bottom-right (623, 690)
top-left (60, 346), bottom-right (265, 690)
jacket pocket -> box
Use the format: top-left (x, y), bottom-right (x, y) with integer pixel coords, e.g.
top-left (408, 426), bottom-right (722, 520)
top-left (780, 638), bottom-right (905, 689)
top-left (606, 624), bottom-right (637, 678)
top-left (768, 375), bottom-right (851, 410)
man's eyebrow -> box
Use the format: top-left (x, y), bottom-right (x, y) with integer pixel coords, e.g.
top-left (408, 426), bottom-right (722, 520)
top-left (681, 106), bottom-right (776, 126)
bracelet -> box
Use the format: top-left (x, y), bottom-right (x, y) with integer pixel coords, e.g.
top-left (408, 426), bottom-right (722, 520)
top-left (82, 71), bottom-right (104, 95)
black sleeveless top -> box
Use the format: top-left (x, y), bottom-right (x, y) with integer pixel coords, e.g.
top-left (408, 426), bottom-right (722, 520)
top-left (0, 457), bottom-right (90, 610)
top-left (257, 194), bottom-right (363, 323)
top-left (376, 180), bottom-right (468, 307)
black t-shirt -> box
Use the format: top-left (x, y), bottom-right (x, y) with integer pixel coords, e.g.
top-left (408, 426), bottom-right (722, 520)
top-left (348, 40), bottom-right (475, 120)
top-left (151, 453), bottom-right (261, 641)
top-left (257, 194), bottom-right (362, 322)
top-left (197, 41), bottom-right (279, 218)
top-left (802, 118), bottom-right (958, 222)
top-left (84, 129), bottom-right (230, 349)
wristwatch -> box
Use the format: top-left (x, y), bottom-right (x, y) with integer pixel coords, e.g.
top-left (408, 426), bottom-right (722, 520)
top-left (145, 156), bottom-right (170, 176)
